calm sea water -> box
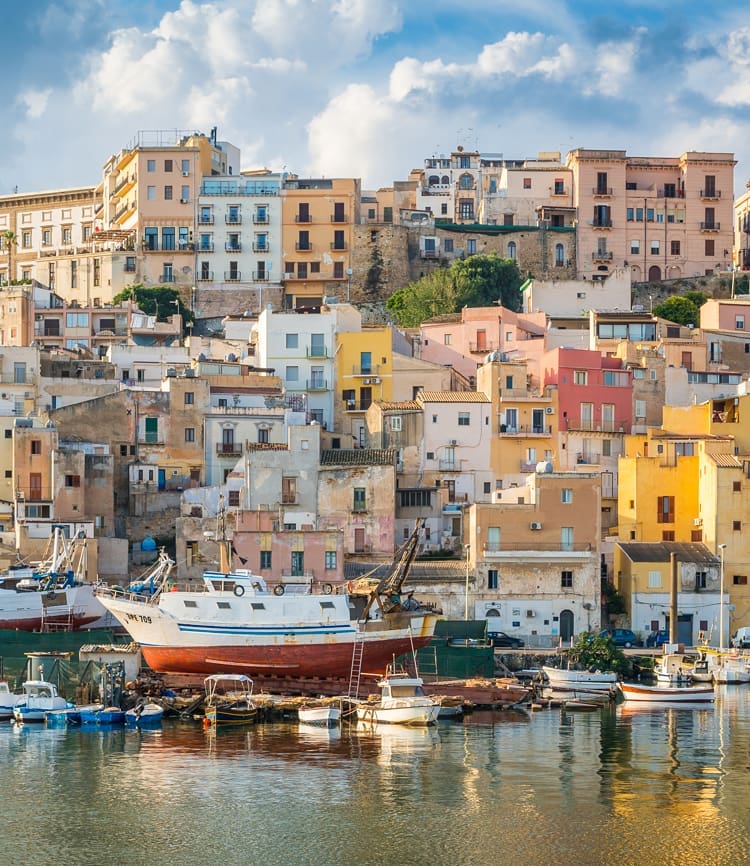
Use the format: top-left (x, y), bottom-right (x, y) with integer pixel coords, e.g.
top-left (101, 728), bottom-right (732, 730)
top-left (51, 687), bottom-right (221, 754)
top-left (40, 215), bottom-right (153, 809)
top-left (2, 688), bottom-right (750, 866)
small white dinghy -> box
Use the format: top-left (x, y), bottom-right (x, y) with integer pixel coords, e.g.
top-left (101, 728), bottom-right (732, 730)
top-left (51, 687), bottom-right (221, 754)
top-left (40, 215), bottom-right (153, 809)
top-left (356, 665), bottom-right (440, 727)
top-left (298, 703), bottom-right (342, 727)
top-left (12, 680), bottom-right (73, 723)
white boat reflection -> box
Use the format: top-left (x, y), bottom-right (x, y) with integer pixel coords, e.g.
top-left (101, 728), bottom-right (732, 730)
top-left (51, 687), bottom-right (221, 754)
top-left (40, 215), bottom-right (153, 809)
top-left (355, 720), bottom-right (440, 747)
top-left (297, 722), bottom-right (341, 744)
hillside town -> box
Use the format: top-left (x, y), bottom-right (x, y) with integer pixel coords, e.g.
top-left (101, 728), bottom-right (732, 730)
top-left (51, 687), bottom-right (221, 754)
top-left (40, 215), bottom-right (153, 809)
top-left (3, 128), bottom-right (750, 651)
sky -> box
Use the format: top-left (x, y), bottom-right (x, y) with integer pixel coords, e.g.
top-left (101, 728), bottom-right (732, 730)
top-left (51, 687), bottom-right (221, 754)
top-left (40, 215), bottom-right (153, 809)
top-left (4, 0), bottom-right (750, 196)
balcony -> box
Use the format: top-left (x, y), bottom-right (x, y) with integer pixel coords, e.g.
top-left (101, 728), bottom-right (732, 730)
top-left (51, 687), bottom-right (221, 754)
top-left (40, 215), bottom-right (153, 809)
top-left (566, 418), bottom-right (628, 433)
top-left (216, 443), bottom-right (242, 457)
top-left (344, 400), bottom-right (371, 412)
top-left (15, 487), bottom-right (53, 501)
top-left (160, 273), bottom-right (175, 283)
top-left (253, 216), bottom-right (269, 224)
top-left (592, 251), bottom-right (613, 262)
top-left (252, 271), bottom-right (268, 281)
top-left (253, 243), bottom-right (269, 253)
top-left (592, 187), bottom-right (613, 196)
top-left (483, 542), bottom-right (592, 554)
top-left (124, 262), bottom-right (136, 272)
top-left (551, 187), bottom-right (567, 196)
top-left (590, 219), bottom-right (613, 228)
top-left (469, 341), bottom-right (496, 353)
top-left (225, 242), bottom-right (242, 252)
top-left (224, 271), bottom-right (241, 282)
top-left (306, 378), bottom-right (328, 391)
top-left (330, 242), bottom-right (347, 251)
top-left (295, 242), bottom-right (313, 252)
top-left (439, 460), bottom-right (457, 471)
top-left (330, 214), bottom-right (348, 223)
top-left (198, 216), bottom-right (214, 225)
top-left (700, 222), bottom-right (720, 231)
top-left (499, 423), bottom-right (552, 436)
top-left (700, 189), bottom-right (721, 199)
top-left (657, 188), bottom-right (684, 198)
top-left (196, 270), bottom-right (214, 281)
top-left (225, 216), bottom-right (242, 225)
top-left (351, 365), bottom-right (380, 376)
top-left (306, 346), bottom-right (329, 358)
top-left (295, 215), bottom-right (312, 223)
top-left (197, 243), bottom-right (214, 253)
top-left (421, 250), bottom-right (440, 259)
top-left (576, 453), bottom-right (602, 465)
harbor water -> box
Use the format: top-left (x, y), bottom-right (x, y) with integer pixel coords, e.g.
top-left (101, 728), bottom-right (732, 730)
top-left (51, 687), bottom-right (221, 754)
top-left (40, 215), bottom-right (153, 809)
top-left (2, 687), bottom-right (750, 866)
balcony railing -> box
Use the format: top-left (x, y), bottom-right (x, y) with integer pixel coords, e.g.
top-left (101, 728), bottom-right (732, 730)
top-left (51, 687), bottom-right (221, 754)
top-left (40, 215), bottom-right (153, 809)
top-left (225, 216), bottom-right (242, 225)
top-left (253, 216), bottom-right (269, 224)
top-left (590, 219), bottom-right (613, 228)
top-left (566, 418), bottom-right (628, 433)
top-left (344, 400), bottom-right (371, 412)
top-left (198, 216), bottom-right (214, 225)
top-left (197, 243), bottom-right (214, 253)
top-left (295, 215), bottom-right (312, 223)
top-left (253, 243), bottom-right (269, 253)
top-left (330, 214), bottom-right (348, 222)
top-left (657, 188), bottom-right (684, 198)
top-left (499, 424), bottom-right (552, 435)
top-left (306, 346), bottom-right (328, 358)
top-left (224, 271), bottom-right (241, 281)
top-left (592, 251), bottom-right (613, 261)
top-left (252, 271), bottom-right (267, 281)
top-left (700, 222), bottom-right (720, 231)
top-left (700, 189), bottom-right (721, 199)
top-left (196, 270), bottom-right (214, 281)
top-left (124, 263), bottom-right (136, 272)
top-left (216, 443), bottom-right (242, 457)
top-left (576, 453), bottom-right (602, 465)
top-left (15, 487), bottom-right (53, 501)
top-left (295, 242), bottom-right (313, 252)
top-left (225, 243), bottom-right (242, 252)
top-left (160, 273), bottom-right (175, 283)
top-left (469, 341), bottom-right (496, 353)
top-left (421, 250), bottom-right (439, 259)
top-left (483, 542), bottom-right (592, 553)
top-left (306, 379), bottom-right (328, 391)
top-left (592, 187), bottom-right (613, 196)
top-left (351, 365), bottom-right (380, 376)
top-left (439, 460), bottom-right (457, 471)
top-left (330, 242), bottom-right (347, 251)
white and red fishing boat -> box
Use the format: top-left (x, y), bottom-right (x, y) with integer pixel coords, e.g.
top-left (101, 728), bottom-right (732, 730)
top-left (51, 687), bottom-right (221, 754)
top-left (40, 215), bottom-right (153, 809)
top-left (96, 518), bottom-right (440, 682)
top-left (618, 682), bottom-right (715, 703)
top-left (0, 528), bottom-right (107, 631)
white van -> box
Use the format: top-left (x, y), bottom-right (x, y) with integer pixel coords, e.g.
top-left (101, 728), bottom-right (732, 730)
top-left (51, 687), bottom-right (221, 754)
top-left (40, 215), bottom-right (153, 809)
top-left (730, 627), bottom-right (750, 649)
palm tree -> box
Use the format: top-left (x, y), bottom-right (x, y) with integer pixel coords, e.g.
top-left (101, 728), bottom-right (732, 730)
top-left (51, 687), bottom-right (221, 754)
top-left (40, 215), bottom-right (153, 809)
top-left (2, 230), bottom-right (17, 286)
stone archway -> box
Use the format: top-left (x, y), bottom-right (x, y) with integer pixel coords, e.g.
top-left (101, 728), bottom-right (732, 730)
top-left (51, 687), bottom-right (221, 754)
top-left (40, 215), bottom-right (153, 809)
top-left (648, 265), bottom-right (661, 281)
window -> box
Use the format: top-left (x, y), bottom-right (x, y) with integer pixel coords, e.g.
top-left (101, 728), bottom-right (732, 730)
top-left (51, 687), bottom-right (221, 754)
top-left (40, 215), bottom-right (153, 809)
top-left (184, 391), bottom-right (194, 405)
top-left (399, 489), bottom-right (432, 507)
top-left (487, 527), bottom-right (500, 552)
top-left (333, 261), bottom-right (344, 279)
top-left (561, 570), bottom-right (573, 588)
top-left (734, 521), bottom-right (742, 531)
top-left (695, 571), bottom-right (707, 590)
top-left (282, 477), bottom-right (297, 504)
top-left (671, 240), bottom-right (681, 255)
top-left (164, 185), bottom-right (173, 200)
top-left (561, 488), bottom-right (572, 504)
top-left (627, 208), bottom-right (634, 222)
top-left (734, 480), bottom-right (742, 492)
top-left (650, 240), bottom-right (660, 255)
top-left (648, 570), bottom-right (661, 588)
top-left (523, 177), bottom-right (531, 189)
top-left (444, 333), bottom-right (452, 345)
top-left (561, 528), bottom-right (573, 551)
top-left (228, 490), bottom-right (240, 507)
top-left (603, 371), bottom-right (628, 387)
top-left (286, 366), bottom-right (299, 383)
top-left (467, 239), bottom-right (477, 255)
top-left (662, 530), bottom-right (675, 541)
top-left (260, 551), bottom-right (272, 570)
top-left (147, 186), bottom-right (156, 201)
top-left (185, 427), bottom-right (195, 442)
top-left (285, 333), bottom-right (299, 349)
top-left (736, 316), bottom-right (745, 330)
top-left (353, 488), bottom-right (366, 512)
top-left (635, 400), bottom-right (646, 418)
top-left (147, 159), bottom-right (156, 172)
top-left (164, 159), bottom-right (173, 172)
top-left (733, 575), bottom-right (748, 586)
top-left (657, 495), bottom-right (675, 523)
top-left (630, 239), bottom-right (640, 255)
top-left (325, 551), bottom-right (337, 570)
top-left (42, 229), bottom-right (51, 246)
top-left (444, 239), bottom-right (454, 252)
top-left (65, 474), bottom-right (81, 488)
top-left (31, 439), bottom-right (41, 455)
top-left (458, 412), bottom-right (470, 426)
top-left (22, 231), bottom-right (31, 248)
top-left (507, 240), bottom-right (516, 259)
top-left (488, 569), bottom-right (499, 590)
top-left (573, 370), bottom-right (587, 385)
top-left (705, 239), bottom-right (715, 257)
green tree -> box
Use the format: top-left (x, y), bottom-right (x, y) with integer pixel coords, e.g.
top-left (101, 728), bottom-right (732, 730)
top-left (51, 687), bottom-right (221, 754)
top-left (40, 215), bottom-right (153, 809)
top-left (653, 295), bottom-right (700, 326)
top-left (452, 253), bottom-right (522, 310)
top-left (386, 268), bottom-right (458, 327)
top-left (113, 284), bottom-right (194, 331)
top-left (565, 631), bottom-right (628, 674)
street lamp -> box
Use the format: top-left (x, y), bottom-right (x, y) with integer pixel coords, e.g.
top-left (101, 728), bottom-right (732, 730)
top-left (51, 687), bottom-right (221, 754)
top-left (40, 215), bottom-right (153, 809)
top-left (464, 543), bottom-right (471, 621)
top-left (719, 544), bottom-right (727, 650)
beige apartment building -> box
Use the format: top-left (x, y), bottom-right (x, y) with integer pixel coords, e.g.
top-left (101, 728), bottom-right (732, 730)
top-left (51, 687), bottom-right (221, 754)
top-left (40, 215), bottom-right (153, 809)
top-left (568, 149), bottom-right (736, 282)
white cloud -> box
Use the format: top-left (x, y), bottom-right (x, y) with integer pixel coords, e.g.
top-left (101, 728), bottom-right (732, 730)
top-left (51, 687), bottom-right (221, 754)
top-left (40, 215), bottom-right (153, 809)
top-left (19, 88), bottom-right (52, 119)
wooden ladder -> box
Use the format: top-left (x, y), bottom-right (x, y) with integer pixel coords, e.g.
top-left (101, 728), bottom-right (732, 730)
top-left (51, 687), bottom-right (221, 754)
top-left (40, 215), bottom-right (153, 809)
top-left (348, 633), bottom-right (365, 699)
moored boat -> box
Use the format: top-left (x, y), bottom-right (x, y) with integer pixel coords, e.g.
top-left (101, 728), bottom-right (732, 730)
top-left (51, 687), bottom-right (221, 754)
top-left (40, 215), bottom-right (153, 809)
top-left (356, 665), bottom-right (441, 727)
top-left (12, 680), bottom-right (74, 723)
top-left (0, 681), bottom-right (25, 721)
top-left (654, 650), bottom-right (693, 685)
top-left (203, 674), bottom-right (258, 727)
top-left (96, 518), bottom-right (439, 682)
top-left (125, 702), bottom-right (164, 726)
top-left (542, 665), bottom-right (617, 692)
top-left (298, 702), bottom-right (342, 727)
top-left (618, 682), bottom-right (714, 703)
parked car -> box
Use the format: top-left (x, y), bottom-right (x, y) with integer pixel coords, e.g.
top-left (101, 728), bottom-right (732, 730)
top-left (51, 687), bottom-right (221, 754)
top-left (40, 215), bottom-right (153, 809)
top-left (488, 631), bottom-right (525, 649)
top-left (599, 628), bottom-right (642, 648)
top-left (731, 627), bottom-right (750, 649)
top-left (646, 629), bottom-right (670, 648)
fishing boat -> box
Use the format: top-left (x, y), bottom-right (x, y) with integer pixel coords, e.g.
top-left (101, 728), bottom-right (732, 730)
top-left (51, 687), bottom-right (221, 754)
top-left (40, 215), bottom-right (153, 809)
top-left (12, 680), bottom-right (74, 723)
top-left (96, 517), bottom-right (440, 684)
top-left (654, 650), bottom-right (693, 685)
top-left (542, 665), bottom-right (618, 693)
top-left (618, 682), bottom-right (715, 703)
top-left (692, 648), bottom-right (750, 684)
top-left (124, 702), bottom-right (164, 726)
top-left (0, 681), bottom-right (24, 720)
top-left (0, 528), bottom-right (108, 631)
top-left (203, 674), bottom-right (258, 727)
top-left (356, 665), bottom-right (441, 727)
top-left (298, 701), bottom-right (342, 727)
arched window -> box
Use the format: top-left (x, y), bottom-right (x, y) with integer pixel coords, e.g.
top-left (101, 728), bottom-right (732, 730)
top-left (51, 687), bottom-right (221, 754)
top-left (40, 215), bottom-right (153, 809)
top-left (441, 175), bottom-right (450, 185)
top-left (459, 173), bottom-right (474, 190)
top-left (507, 241), bottom-right (517, 260)
top-left (555, 243), bottom-right (565, 266)
top-left (428, 175), bottom-right (439, 186)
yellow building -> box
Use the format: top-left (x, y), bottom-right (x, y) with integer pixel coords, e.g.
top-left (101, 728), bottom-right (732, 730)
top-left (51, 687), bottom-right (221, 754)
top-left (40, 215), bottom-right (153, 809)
top-left (281, 177), bottom-right (359, 308)
top-left (336, 326), bottom-right (395, 448)
top-left (476, 356), bottom-right (558, 485)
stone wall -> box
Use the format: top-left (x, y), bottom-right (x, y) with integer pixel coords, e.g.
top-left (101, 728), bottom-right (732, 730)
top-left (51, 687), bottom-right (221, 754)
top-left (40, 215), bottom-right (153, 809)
top-left (192, 284), bottom-right (284, 320)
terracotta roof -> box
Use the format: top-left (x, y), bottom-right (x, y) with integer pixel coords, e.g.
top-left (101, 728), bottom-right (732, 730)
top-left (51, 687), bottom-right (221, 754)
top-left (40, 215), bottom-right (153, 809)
top-left (706, 453), bottom-right (742, 468)
top-left (320, 449), bottom-right (396, 466)
top-left (617, 541), bottom-right (718, 564)
top-left (418, 391), bottom-right (490, 403)
top-left (377, 400), bottom-right (421, 411)
top-left (423, 313), bottom-right (462, 324)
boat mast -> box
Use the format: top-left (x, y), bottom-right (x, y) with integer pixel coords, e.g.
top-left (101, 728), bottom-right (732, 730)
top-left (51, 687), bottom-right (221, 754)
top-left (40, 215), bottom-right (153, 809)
top-left (216, 495), bottom-right (232, 575)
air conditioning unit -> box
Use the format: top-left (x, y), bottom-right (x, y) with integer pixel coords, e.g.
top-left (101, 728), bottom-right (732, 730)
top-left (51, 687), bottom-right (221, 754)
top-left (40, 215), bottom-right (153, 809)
top-left (182, 171), bottom-right (189, 177)
top-left (449, 439), bottom-right (457, 446)
top-left (363, 378), bottom-right (372, 385)
top-left (693, 518), bottom-right (703, 526)
top-left (283, 273), bottom-right (293, 280)
top-left (180, 198), bottom-right (188, 204)
top-left (526, 609), bottom-right (536, 618)
top-left (370, 377), bottom-right (381, 384)
top-left (529, 522), bottom-right (542, 530)
top-left (545, 407), bottom-right (554, 415)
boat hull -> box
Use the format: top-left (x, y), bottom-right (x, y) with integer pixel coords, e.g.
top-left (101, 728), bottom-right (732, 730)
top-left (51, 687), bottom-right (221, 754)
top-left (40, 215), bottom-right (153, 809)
top-left (298, 706), bottom-right (341, 726)
top-left (0, 585), bottom-right (108, 632)
top-left (205, 703), bottom-right (258, 726)
top-left (542, 666), bottom-right (617, 692)
top-left (619, 683), bottom-right (714, 703)
top-left (356, 703), bottom-right (440, 726)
